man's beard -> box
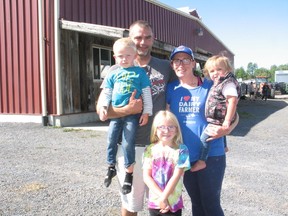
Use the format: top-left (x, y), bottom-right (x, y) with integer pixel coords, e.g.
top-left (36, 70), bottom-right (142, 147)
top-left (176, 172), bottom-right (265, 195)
top-left (137, 49), bottom-right (150, 57)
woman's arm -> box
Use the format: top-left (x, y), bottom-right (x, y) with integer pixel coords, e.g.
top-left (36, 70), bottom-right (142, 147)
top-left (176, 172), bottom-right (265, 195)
top-left (96, 89), bottom-right (143, 119)
top-left (206, 112), bottom-right (239, 141)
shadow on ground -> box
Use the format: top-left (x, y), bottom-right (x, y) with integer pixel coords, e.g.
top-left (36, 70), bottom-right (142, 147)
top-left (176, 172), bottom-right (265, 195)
top-left (231, 98), bottom-right (288, 137)
top-left (70, 98), bottom-right (288, 138)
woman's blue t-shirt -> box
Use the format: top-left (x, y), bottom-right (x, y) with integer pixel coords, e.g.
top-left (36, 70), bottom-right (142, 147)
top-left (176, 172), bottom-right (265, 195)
top-left (166, 78), bottom-right (225, 162)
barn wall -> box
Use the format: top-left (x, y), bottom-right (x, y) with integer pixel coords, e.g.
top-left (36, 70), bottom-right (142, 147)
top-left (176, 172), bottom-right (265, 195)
top-left (0, 0), bottom-right (41, 114)
top-left (0, 0), bottom-right (57, 116)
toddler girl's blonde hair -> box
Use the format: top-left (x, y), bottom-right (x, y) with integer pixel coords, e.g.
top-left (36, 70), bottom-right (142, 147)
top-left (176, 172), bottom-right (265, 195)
top-left (203, 55), bottom-right (234, 77)
top-left (150, 110), bottom-right (183, 145)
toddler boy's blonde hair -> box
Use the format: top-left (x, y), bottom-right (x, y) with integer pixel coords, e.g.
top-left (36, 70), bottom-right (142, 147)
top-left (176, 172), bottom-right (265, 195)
top-left (113, 37), bottom-right (136, 52)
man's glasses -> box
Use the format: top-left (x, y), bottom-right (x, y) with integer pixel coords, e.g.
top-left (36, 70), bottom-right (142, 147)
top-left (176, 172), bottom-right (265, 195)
top-left (157, 125), bottom-right (177, 132)
top-left (172, 58), bottom-right (193, 66)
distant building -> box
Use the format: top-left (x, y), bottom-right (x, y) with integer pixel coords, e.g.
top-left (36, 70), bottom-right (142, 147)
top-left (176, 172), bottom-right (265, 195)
top-left (275, 71), bottom-right (288, 83)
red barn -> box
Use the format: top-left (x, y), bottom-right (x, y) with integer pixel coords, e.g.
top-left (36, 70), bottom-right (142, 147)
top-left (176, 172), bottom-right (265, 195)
top-left (0, 0), bottom-right (234, 126)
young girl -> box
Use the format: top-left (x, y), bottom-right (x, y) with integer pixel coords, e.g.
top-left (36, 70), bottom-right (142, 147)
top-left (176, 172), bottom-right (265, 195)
top-left (143, 110), bottom-right (190, 216)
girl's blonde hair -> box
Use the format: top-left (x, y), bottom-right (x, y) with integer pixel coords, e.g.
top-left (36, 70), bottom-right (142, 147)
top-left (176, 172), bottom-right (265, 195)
top-left (150, 110), bottom-right (183, 145)
top-left (203, 55), bottom-right (234, 77)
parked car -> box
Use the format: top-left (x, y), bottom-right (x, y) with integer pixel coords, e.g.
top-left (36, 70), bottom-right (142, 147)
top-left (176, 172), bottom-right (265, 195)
top-left (274, 82), bottom-right (287, 94)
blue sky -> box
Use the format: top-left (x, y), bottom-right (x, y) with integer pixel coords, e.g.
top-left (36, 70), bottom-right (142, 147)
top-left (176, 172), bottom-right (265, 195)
top-left (158, 0), bottom-right (288, 69)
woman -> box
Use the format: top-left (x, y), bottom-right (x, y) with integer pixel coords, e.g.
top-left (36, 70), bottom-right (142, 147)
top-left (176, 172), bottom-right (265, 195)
top-left (166, 46), bottom-right (238, 216)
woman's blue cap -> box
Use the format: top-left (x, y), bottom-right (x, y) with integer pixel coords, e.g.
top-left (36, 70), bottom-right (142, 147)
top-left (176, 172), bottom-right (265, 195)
top-left (170, 45), bottom-right (194, 60)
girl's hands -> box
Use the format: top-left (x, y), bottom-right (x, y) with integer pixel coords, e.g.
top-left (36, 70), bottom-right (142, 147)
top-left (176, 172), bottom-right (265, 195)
top-left (158, 197), bottom-right (170, 213)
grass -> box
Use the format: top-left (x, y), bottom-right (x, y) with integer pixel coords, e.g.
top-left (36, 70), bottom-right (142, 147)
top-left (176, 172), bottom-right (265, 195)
top-left (63, 128), bottom-right (83, 132)
top-left (19, 182), bottom-right (47, 193)
top-left (238, 111), bottom-right (254, 118)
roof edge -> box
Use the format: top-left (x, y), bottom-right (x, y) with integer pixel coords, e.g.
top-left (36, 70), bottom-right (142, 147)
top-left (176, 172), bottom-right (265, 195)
top-left (145, 0), bottom-right (234, 56)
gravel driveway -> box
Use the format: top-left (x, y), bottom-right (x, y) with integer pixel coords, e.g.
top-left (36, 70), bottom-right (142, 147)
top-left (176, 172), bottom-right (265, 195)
top-left (1, 98), bottom-right (288, 216)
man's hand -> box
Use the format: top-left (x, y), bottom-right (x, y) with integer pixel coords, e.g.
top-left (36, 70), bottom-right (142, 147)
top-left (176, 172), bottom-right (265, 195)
top-left (96, 89), bottom-right (143, 119)
top-left (99, 107), bottom-right (108, 121)
top-left (127, 90), bottom-right (143, 115)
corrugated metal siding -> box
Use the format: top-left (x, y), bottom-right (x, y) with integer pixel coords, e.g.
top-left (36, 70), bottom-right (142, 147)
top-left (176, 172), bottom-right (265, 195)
top-left (0, 0), bottom-right (56, 115)
top-left (59, 0), bottom-right (230, 56)
top-left (0, 0), bottom-right (41, 114)
top-left (60, 0), bottom-right (193, 45)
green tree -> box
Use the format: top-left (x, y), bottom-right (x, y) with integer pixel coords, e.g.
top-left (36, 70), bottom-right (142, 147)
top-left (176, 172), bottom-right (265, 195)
top-left (254, 68), bottom-right (273, 82)
top-left (235, 67), bottom-right (247, 80)
top-left (246, 62), bottom-right (258, 78)
top-left (269, 65), bottom-right (278, 82)
top-left (277, 64), bottom-right (288, 70)
top-left (270, 64), bottom-right (288, 82)
top-left (234, 64), bottom-right (288, 83)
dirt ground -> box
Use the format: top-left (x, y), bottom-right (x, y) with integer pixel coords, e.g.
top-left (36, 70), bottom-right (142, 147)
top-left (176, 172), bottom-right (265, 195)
top-left (0, 97), bottom-right (288, 216)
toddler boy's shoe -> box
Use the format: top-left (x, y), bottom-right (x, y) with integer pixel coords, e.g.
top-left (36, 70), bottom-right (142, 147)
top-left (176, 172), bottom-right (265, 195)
top-left (122, 172), bottom-right (133, 195)
top-left (104, 166), bottom-right (117, 187)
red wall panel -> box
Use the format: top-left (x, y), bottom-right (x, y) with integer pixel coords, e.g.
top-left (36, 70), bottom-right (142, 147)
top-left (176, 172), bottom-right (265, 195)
top-left (0, 0), bottom-right (41, 114)
top-left (0, 0), bottom-right (56, 115)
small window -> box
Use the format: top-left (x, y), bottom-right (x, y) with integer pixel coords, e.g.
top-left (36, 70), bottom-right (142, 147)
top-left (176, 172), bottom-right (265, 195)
top-left (93, 47), bottom-right (115, 80)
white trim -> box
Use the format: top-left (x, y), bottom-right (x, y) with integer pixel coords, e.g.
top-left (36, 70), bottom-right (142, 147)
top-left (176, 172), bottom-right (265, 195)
top-left (60, 20), bottom-right (126, 39)
top-left (38, 0), bottom-right (47, 120)
top-left (0, 115), bottom-right (43, 123)
top-left (51, 112), bottom-right (99, 127)
top-left (55, 0), bottom-right (62, 115)
top-left (0, 112), bottom-right (100, 127)
top-left (60, 20), bottom-right (174, 53)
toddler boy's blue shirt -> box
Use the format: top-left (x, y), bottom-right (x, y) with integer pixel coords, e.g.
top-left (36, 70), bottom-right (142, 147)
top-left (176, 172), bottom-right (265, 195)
top-left (105, 66), bottom-right (151, 107)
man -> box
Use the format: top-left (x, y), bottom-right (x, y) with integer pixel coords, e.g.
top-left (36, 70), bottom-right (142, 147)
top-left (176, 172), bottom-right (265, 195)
top-left (248, 81), bottom-right (255, 101)
top-left (96, 20), bottom-right (175, 216)
top-left (261, 82), bottom-right (269, 101)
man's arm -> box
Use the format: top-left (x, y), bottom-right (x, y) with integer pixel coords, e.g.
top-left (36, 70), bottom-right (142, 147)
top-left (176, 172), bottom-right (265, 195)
top-left (96, 89), bottom-right (143, 119)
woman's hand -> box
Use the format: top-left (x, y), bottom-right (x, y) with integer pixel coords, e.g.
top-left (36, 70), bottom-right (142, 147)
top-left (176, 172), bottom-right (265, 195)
top-left (206, 113), bottom-right (239, 141)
